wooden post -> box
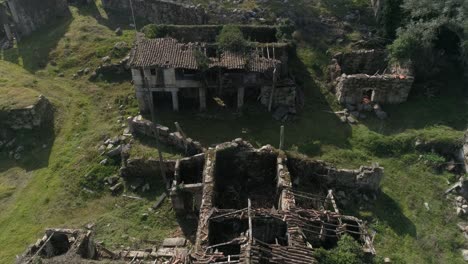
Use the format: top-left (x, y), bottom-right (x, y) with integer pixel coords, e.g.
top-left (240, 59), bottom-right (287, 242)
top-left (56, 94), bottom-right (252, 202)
top-left (248, 198), bottom-right (253, 242)
top-left (156, 130), bottom-right (170, 194)
top-left (175, 122), bottom-right (188, 155)
top-left (171, 90), bottom-right (179, 111)
top-left (237, 87), bottom-right (245, 109)
top-left (279, 125), bottom-right (284, 150)
top-left (268, 67), bottom-right (277, 112)
top-left (199, 87), bottom-right (206, 111)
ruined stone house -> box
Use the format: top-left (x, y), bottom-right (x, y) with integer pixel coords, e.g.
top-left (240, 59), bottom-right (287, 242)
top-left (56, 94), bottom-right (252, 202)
top-left (171, 140), bottom-right (381, 263)
top-left (18, 139), bottom-right (383, 263)
top-left (329, 49), bottom-right (414, 105)
top-left (129, 35), bottom-right (296, 112)
top-left (0, 0), bottom-right (69, 39)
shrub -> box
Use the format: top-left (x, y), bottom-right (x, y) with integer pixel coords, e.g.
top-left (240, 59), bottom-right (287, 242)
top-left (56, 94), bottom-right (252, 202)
top-left (141, 24), bottom-right (168, 39)
top-left (313, 235), bottom-right (367, 264)
top-left (194, 50), bottom-right (210, 72)
top-left (217, 25), bottom-right (249, 53)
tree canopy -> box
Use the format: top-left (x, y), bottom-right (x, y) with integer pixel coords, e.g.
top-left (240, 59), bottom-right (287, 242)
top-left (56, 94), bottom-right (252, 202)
top-left (387, 0), bottom-right (467, 74)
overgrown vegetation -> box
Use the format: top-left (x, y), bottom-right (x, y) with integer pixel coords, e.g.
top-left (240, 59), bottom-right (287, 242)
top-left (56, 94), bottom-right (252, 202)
top-left (313, 235), bottom-right (373, 264)
top-left (216, 25), bottom-right (250, 53)
top-left (387, 0), bottom-right (467, 76)
top-left (0, 1), bottom-right (466, 263)
top-left (141, 24), bottom-right (168, 39)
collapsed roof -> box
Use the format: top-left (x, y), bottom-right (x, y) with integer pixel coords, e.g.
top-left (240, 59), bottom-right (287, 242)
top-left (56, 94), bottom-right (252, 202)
top-left (128, 36), bottom-right (281, 74)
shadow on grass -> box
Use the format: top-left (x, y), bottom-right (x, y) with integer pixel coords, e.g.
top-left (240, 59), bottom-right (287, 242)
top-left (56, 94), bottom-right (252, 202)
top-left (152, 50), bottom-right (353, 149)
top-left (2, 17), bottom-right (72, 73)
top-left (372, 192), bottom-right (417, 237)
top-left (0, 118), bottom-right (56, 173)
top-left (360, 78), bottom-right (467, 136)
top-left (346, 192), bottom-right (417, 237)
top-left (73, 2), bottom-right (147, 32)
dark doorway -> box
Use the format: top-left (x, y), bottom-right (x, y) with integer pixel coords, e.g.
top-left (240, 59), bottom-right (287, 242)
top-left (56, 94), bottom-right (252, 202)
top-left (153, 91), bottom-right (173, 111)
top-left (179, 88), bottom-right (200, 111)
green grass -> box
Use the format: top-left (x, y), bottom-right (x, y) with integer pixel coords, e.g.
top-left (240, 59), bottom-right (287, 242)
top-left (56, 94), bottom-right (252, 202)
top-left (0, 1), bottom-right (467, 264)
top-left (0, 86), bottom-right (39, 110)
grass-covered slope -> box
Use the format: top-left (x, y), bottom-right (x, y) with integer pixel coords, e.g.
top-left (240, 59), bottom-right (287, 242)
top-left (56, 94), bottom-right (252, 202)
top-left (0, 1), bottom-right (466, 264)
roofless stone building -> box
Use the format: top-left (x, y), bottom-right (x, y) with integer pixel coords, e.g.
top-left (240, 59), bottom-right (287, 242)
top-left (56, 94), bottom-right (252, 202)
top-left (18, 139), bottom-right (382, 263)
top-left (128, 34), bottom-right (296, 112)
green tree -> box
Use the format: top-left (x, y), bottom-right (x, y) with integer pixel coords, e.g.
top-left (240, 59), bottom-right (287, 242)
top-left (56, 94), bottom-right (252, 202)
top-left (387, 0), bottom-right (467, 74)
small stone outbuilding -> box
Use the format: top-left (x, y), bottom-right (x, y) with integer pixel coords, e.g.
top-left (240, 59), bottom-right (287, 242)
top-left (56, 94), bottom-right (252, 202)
top-left (330, 49), bottom-right (414, 105)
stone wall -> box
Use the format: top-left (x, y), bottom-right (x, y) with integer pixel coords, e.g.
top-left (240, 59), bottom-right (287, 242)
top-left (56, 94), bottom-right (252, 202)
top-left (287, 154), bottom-right (384, 192)
top-left (102, 0), bottom-right (207, 25)
top-left (128, 115), bottom-right (204, 155)
top-left (120, 157), bottom-right (176, 179)
top-left (1, 95), bottom-right (53, 130)
top-left (335, 74), bottom-right (414, 104)
top-left (260, 85), bottom-right (296, 109)
top-left (6, 0), bottom-right (70, 36)
top-left (329, 49), bottom-right (414, 105)
top-left (334, 49), bottom-right (388, 75)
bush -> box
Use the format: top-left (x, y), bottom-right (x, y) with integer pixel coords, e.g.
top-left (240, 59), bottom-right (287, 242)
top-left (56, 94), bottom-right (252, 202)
top-left (194, 50), bottom-right (210, 72)
top-left (217, 25), bottom-right (249, 53)
top-left (141, 24), bottom-right (168, 39)
top-left (313, 235), bottom-right (368, 264)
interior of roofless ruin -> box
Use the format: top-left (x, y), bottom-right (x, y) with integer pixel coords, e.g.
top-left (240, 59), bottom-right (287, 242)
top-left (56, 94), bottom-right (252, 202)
top-left (213, 147), bottom-right (278, 209)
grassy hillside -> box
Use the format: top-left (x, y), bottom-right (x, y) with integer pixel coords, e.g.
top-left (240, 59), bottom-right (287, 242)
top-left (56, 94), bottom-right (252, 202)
top-left (0, 1), bottom-right (466, 264)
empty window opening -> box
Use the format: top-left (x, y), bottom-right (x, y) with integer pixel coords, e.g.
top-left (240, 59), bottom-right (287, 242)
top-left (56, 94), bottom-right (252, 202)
top-left (150, 68), bottom-right (157, 76)
top-left (214, 149), bottom-right (278, 209)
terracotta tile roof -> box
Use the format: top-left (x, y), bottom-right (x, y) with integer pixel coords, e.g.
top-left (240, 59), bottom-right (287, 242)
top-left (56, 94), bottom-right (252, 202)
top-left (129, 37), bottom-right (281, 73)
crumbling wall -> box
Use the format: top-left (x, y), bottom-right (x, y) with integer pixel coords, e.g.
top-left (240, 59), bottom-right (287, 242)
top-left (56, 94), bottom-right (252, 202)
top-left (1, 95), bottom-right (53, 130)
top-left (333, 49), bottom-right (388, 75)
top-left (6, 0), bottom-right (70, 36)
top-left (128, 115), bottom-right (204, 155)
top-left (335, 74), bottom-right (414, 104)
top-left (329, 49), bottom-right (414, 105)
top-left (120, 157), bottom-right (176, 179)
top-left (102, 0), bottom-right (207, 25)
top-left (287, 153), bottom-right (384, 192)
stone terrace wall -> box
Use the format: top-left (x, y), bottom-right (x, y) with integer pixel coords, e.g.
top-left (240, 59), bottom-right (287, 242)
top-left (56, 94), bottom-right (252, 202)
top-left (128, 115), bottom-right (204, 156)
top-left (6, 0), bottom-right (70, 36)
top-left (102, 0), bottom-right (207, 25)
top-left (151, 24), bottom-right (279, 43)
top-left (1, 95), bottom-right (53, 130)
top-left (336, 74), bottom-right (414, 104)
